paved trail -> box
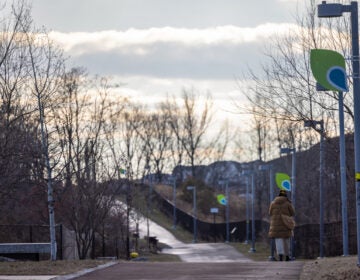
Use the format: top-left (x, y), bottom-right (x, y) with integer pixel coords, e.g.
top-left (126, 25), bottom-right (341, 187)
top-left (71, 221), bottom-right (304, 280)
top-left (72, 261), bottom-right (304, 280)
top-left (0, 217), bottom-right (304, 280)
top-left (69, 220), bottom-right (304, 280)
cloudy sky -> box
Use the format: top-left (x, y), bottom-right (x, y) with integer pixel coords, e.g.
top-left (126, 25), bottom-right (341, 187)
top-left (30, 0), bottom-right (305, 130)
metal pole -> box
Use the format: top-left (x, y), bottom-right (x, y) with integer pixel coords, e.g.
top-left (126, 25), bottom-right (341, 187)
top-left (269, 168), bottom-right (274, 203)
top-left (193, 187), bottom-right (197, 243)
top-left (149, 176), bottom-right (153, 214)
top-left (319, 121), bottom-right (325, 258)
top-left (245, 177), bottom-right (250, 244)
top-left (349, 1), bottom-right (360, 266)
top-left (213, 213), bottom-right (217, 243)
top-left (126, 188), bottom-right (131, 259)
top-left (269, 167), bottom-right (276, 260)
top-left (291, 149), bottom-right (296, 260)
top-left (249, 173), bottom-right (256, 252)
top-left (147, 175), bottom-right (152, 252)
top-left (339, 91), bottom-right (349, 256)
top-left (173, 178), bottom-right (177, 229)
top-left (226, 180), bottom-right (230, 243)
top-left (291, 150), bottom-right (296, 213)
top-left (317, 0), bottom-right (358, 262)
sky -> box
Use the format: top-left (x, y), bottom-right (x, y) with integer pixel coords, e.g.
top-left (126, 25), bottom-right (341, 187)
top-left (29, 0), bottom-right (305, 137)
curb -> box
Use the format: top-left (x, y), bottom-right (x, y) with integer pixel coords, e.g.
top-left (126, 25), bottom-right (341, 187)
top-left (51, 261), bottom-right (118, 280)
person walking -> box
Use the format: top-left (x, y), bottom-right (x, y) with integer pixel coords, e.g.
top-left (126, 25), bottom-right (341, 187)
top-left (268, 189), bottom-right (295, 261)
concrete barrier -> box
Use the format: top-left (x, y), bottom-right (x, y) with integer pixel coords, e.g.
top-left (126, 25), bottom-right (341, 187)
top-left (0, 243), bottom-right (51, 254)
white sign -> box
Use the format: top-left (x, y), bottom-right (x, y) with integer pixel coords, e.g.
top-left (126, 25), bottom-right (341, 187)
top-left (210, 208), bottom-right (219, 214)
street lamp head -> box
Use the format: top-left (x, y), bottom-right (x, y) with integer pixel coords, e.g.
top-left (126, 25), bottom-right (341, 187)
top-left (304, 119), bottom-right (324, 127)
top-left (318, 2), bottom-right (344, 18)
top-left (259, 164), bottom-right (272, 171)
top-left (304, 120), bottom-right (315, 128)
top-left (280, 147), bottom-right (291, 154)
top-left (218, 178), bottom-right (228, 185)
top-left (242, 170), bottom-right (253, 175)
top-left (280, 147), bottom-right (295, 154)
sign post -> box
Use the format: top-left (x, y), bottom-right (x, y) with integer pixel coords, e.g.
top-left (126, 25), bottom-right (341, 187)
top-left (210, 208), bottom-right (219, 242)
top-left (310, 48), bottom-right (349, 257)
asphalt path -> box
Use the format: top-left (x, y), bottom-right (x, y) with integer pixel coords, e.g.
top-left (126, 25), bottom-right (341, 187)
top-left (163, 242), bottom-right (251, 263)
top-left (137, 216), bottom-right (250, 262)
top-left (68, 221), bottom-right (304, 280)
top-left (0, 216), bottom-right (304, 279)
top-left (71, 261), bottom-right (304, 280)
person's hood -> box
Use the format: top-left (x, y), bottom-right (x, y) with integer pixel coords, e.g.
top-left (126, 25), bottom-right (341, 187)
top-left (273, 196), bottom-right (289, 206)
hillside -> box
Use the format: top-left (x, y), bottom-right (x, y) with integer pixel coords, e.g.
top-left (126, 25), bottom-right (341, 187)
top-left (153, 184), bottom-right (247, 224)
top-left (147, 134), bottom-right (358, 258)
top-left (171, 134), bottom-right (356, 227)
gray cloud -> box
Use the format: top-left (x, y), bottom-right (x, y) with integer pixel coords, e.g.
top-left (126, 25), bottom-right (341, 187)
top-left (32, 0), bottom-right (304, 32)
top-left (51, 23), bottom-right (297, 79)
top-left (68, 41), bottom-right (266, 79)
top-left (30, 0), bottom-right (305, 149)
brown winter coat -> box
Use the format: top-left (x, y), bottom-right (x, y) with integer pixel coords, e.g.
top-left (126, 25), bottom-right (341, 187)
top-left (268, 196), bottom-right (295, 238)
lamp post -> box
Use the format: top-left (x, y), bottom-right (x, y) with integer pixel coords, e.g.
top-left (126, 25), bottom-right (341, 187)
top-left (280, 148), bottom-right (296, 211)
top-left (304, 119), bottom-right (325, 258)
top-left (280, 147), bottom-right (296, 259)
top-left (338, 90), bottom-right (349, 256)
top-left (243, 175), bottom-right (250, 244)
top-left (144, 165), bottom-right (152, 252)
top-left (187, 186), bottom-right (197, 243)
top-left (170, 176), bottom-right (177, 229)
top-left (316, 83), bottom-right (349, 256)
top-left (259, 164), bottom-right (275, 261)
top-left (210, 207), bottom-right (219, 242)
top-left (242, 170), bottom-right (256, 252)
top-left (219, 178), bottom-right (230, 243)
top-left (317, 0), bottom-right (359, 264)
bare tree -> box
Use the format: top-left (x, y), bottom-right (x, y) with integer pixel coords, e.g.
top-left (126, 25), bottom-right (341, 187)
top-left (25, 22), bottom-right (64, 260)
top-left (134, 109), bottom-right (173, 181)
top-left (233, 0), bottom-right (355, 161)
top-left (54, 75), bottom-right (123, 259)
top-left (166, 89), bottom-right (214, 177)
top-left (201, 119), bottom-right (230, 162)
top-left (0, 1), bottom-right (40, 206)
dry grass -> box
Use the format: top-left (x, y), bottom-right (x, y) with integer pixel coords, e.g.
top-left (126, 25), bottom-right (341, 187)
top-left (231, 242), bottom-right (272, 262)
top-left (154, 184), bottom-right (247, 223)
top-left (0, 259), bottom-right (109, 275)
top-left (300, 255), bottom-right (360, 280)
top-left (0, 253), bottom-right (180, 276)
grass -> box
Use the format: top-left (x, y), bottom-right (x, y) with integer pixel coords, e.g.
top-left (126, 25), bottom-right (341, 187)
top-left (132, 185), bottom-right (195, 244)
top-left (0, 259), bottom-right (109, 275)
top-left (0, 253), bottom-right (181, 276)
top-left (150, 206), bottom-right (195, 243)
top-left (0, 186), bottom-right (263, 276)
top-left (0, 207), bottom-right (182, 277)
top-left (139, 251), bottom-right (181, 262)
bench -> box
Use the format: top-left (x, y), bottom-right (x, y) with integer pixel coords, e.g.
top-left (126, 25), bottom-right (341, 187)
top-left (0, 243), bottom-right (51, 260)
